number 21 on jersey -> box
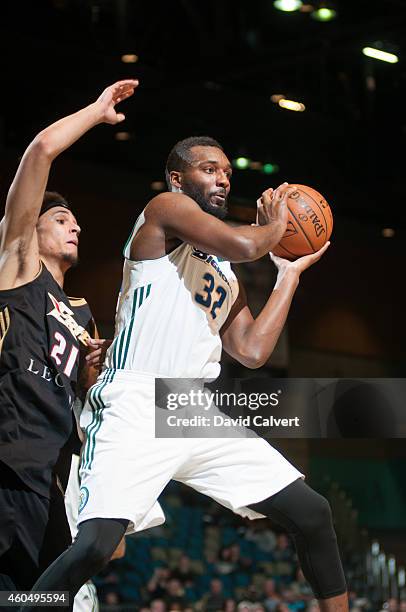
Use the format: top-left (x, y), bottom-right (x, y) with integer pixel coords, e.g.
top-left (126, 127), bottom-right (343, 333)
top-left (50, 332), bottom-right (79, 377)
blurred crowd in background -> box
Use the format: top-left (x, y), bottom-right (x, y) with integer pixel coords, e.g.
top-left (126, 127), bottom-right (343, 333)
top-left (91, 483), bottom-right (403, 612)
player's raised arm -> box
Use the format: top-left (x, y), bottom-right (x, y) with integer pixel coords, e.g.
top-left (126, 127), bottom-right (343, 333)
top-left (0, 79), bottom-right (138, 289)
top-left (221, 243), bottom-right (330, 368)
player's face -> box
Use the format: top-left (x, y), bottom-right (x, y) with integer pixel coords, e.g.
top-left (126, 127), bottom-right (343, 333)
top-left (176, 146), bottom-right (232, 219)
top-left (36, 207), bottom-right (81, 267)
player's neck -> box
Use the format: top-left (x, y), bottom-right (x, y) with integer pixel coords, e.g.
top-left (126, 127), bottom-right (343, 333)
top-left (40, 256), bottom-right (67, 288)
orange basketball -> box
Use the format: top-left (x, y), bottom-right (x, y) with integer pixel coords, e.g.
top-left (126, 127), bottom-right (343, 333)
top-left (273, 184), bottom-right (333, 260)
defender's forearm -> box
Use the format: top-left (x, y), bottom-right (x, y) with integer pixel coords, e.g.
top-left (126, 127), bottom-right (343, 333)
top-left (32, 101), bottom-right (104, 162)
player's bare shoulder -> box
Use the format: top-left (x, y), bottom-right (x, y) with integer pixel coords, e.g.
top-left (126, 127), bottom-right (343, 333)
top-left (130, 192), bottom-right (201, 260)
top-left (145, 191), bottom-right (206, 240)
top-left (144, 191), bottom-right (200, 224)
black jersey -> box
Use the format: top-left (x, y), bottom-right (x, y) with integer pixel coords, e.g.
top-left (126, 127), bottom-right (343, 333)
top-left (0, 263), bottom-right (94, 498)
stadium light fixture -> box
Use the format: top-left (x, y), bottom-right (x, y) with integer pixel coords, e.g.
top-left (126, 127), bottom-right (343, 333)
top-left (121, 54), bottom-right (138, 63)
top-left (311, 6), bottom-right (337, 21)
top-left (263, 163), bottom-right (280, 175)
top-left (362, 47), bottom-right (399, 64)
top-left (274, 0), bottom-right (303, 13)
top-left (270, 94), bottom-right (286, 103)
top-left (233, 157), bottom-right (251, 170)
top-left (278, 99), bottom-right (306, 112)
top-left (115, 132), bottom-right (132, 141)
top-left (151, 181), bottom-right (166, 191)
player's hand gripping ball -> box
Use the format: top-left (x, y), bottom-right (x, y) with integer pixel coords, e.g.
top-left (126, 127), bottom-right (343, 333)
top-left (273, 184), bottom-right (333, 260)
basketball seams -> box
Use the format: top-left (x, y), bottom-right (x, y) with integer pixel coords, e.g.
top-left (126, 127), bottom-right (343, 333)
top-left (288, 204), bottom-right (315, 251)
top-left (275, 184), bottom-right (333, 259)
top-left (296, 185), bottom-right (333, 239)
top-left (273, 241), bottom-right (298, 259)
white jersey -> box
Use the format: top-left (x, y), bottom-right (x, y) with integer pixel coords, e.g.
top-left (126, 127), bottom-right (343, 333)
top-left (104, 212), bottom-right (239, 378)
top-left (79, 213), bottom-right (303, 535)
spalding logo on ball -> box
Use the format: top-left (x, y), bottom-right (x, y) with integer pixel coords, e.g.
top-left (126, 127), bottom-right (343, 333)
top-left (273, 184), bottom-right (333, 260)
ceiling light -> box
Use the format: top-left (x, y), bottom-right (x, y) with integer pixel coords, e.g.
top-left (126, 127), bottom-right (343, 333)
top-left (115, 132), bottom-right (131, 141)
top-left (233, 157), bottom-right (251, 170)
top-left (121, 54), bottom-right (138, 63)
top-left (274, 0), bottom-right (303, 12)
top-left (362, 47), bottom-right (399, 64)
top-left (311, 6), bottom-right (337, 21)
top-left (270, 94), bottom-right (286, 103)
top-left (249, 161), bottom-right (263, 170)
top-left (263, 163), bottom-right (280, 174)
top-left (151, 181), bottom-right (166, 191)
top-left (278, 99), bottom-right (306, 112)
top-left (365, 76), bottom-right (376, 91)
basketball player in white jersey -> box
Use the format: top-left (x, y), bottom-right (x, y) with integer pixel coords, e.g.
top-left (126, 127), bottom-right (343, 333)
top-left (24, 137), bottom-right (348, 611)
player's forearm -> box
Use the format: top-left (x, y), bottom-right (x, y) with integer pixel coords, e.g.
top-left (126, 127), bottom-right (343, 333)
top-left (233, 222), bottom-right (286, 262)
top-left (241, 268), bottom-right (299, 367)
top-left (32, 101), bottom-right (104, 162)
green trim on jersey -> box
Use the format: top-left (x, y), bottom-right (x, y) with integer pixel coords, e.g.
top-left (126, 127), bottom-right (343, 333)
top-left (118, 283), bottom-right (151, 369)
top-left (122, 215), bottom-right (141, 258)
top-left (81, 283), bottom-right (152, 471)
top-left (82, 369), bottom-right (115, 470)
top-left (121, 286), bottom-right (142, 368)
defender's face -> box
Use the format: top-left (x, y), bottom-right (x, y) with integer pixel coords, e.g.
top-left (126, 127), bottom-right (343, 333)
top-left (173, 146), bottom-right (232, 219)
top-left (36, 207), bottom-right (81, 266)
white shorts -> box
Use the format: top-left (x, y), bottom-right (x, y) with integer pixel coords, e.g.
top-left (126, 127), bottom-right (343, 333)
top-left (79, 370), bottom-right (303, 534)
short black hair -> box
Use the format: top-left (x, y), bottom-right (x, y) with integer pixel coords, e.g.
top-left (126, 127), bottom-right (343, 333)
top-left (40, 191), bottom-right (70, 216)
top-left (165, 136), bottom-right (224, 190)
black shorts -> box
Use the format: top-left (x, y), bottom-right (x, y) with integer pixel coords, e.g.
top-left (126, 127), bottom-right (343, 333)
top-left (0, 462), bottom-right (71, 590)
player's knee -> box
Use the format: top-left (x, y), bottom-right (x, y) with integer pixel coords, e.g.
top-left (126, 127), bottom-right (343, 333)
top-left (298, 490), bottom-right (335, 538)
top-left (73, 530), bottom-right (116, 574)
top-left (74, 518), bottom-right (128, 576)
top-left (81, 539), bottom-right (113, 573)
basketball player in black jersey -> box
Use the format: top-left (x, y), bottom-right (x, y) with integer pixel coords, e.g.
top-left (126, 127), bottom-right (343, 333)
top-left (0, 79), bottom-right (138, 594)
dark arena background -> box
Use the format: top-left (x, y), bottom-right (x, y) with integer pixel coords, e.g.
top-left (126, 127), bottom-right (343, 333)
top-left (1, 0), bottom-right (405, 610)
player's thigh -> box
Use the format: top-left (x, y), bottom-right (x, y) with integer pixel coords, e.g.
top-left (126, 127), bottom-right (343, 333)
top-left (0, 464), bottom-right (16, 557)
top-left (0, 470), bottom-right (50, 589)
top-left (1, 463), bottom-right (50, 561)
top-left (176, 437), bottom-right (302, 512)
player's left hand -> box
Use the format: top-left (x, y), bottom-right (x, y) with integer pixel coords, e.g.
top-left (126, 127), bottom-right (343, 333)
top-left (85, 338), bottom-right (113, 369)
top-left (96, 79), bottom-right (139, 125)
top-left (270, 241), bottom-right (330, 276)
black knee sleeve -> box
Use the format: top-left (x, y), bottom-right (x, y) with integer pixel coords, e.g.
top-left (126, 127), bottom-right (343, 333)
top-left (249, 478), bottom-right (347, 599)
top-left (21, 518), bottom-right (128, 612)
top-left (72, 519), bottom-right (127, 576)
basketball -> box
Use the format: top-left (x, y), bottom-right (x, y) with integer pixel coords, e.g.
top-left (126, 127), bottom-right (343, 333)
top-left (273, 184), bottom-right (333, 260)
